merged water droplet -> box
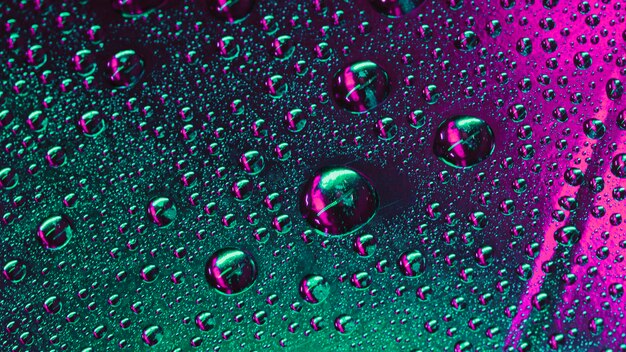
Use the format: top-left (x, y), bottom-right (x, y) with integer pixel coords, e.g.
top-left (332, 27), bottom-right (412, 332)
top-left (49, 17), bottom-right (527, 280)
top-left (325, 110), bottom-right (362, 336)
top-left (300, 166), bottom-right (378, 236)
top-left (205, 247), bottom-right (258, 295)
top-left (331, 61), bottom-right (390, 113)
top-left (36, 215), bottom-right (73, 250)
top-left (433, 115), bottom-right (495, 168)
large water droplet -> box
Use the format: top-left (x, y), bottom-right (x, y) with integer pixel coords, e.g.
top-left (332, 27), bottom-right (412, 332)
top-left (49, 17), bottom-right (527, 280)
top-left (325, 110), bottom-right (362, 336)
top-left (207, 0), bottom-right (256, 23)
top-left (112, 0), bottom-right (168, 17)
top-left (369, 0), bottom-right (424, 17)
top-left (36, 215), bottom-right (73, 250)
top-left (611, 154), bottom-right (626, 178)
top-left (397, 250), bottom-right (426, 277)
top-left (299, 274), bottom-right (330, 304)
top-left (147, 197), bottom-right (177, 227)
top-left (331, 61), bottom-right (390, 113)
top-left (205, 247), bottom-right (258, 295)
top-left (2, 259), bottom-right (27, 283)
top-left (300, 166), bottom-right (378, 236)
top-left (106, 50), bottom-right (145, 89)
top-left (433, 115), bottom-right (495, 168)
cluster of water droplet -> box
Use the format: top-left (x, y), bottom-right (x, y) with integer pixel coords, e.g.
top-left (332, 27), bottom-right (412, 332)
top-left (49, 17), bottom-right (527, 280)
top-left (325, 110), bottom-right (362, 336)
top-left (1, 0), bottom-right (626, 351)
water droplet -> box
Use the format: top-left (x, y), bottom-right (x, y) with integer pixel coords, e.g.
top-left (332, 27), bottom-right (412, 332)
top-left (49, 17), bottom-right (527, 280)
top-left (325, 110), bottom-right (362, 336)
top-left (454, 31), bottom-right (480, 51)
top-left (195, 312), bottom-right (216, 331)
top-left (112, 0), bottom-right (168, 17)
top-left (205, 247), bottom-right (258, 295)
top-left (0, 167), bottom-right (19, 189)
top-left (369, 0), bottom-right (424, 17)
top-left (299, 274), bottom-right (330, 304)
top-left (147, 197), bottom-right (177, 227)
top-left (43, 296), bottom-right (62, 314)
top-left (141, 325), bottom-right (164, 346)
top-left (331, 61), bottom-right (390, 113)
top-left (78, 111), bottom-right (106, 137)
top-left (106, 50), bottom-right (145, 89)
top-left (397, 250), bottom-right (426, 277)
top-left (2, 259), bottom-right (27, 283)
top-left (36, 215), bottom-right (73, 250)
top-left (574, 51), bottom-right (592, 69)
top-left (433, 115), bottom-right (495, 168)
top-left (300, 166), bottom-right (378, 236)
top-left (606, 78), bottom-right (624, 100)
top-left (554, 226), bottom-right (581, 246)
top-left (611, 154), bottom-right (626, 178)
top-left (207, 0), bottom-right (256, 23)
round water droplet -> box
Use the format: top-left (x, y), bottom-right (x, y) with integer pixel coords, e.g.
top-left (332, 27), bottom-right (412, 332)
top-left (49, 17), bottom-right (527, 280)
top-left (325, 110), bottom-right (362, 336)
top-left (46, 146), bottom-right (67, 168)
top-left (300, 166), bottom-right (378, 236)
top-left (554, 226), bottom-right (581, 246)
top-left (140, 264), bottom-right (159, 282)
top-left (239, 150), bottom-right (264, 175)
top-left (574, 51), bottom-right (592, 69)
top-left (147, 197), bottom-right (177, 227)
top-left (43, 296), bottom-right (62, 314)
top-left (369, 0), bottom-right (424, 18)
top-left (583, 118), bottom-right (605, 139)
top-left (433, 115), bottom-right (495, 168)
top-left (141, 325), bottom-right (163, 346)
top-left (112, 0), bottom-right (168, 17)
top-left (334, 315), bottom-right (356, 334)
top-left (397, 250), bottom-right (426, 277)
top-left (0, 167), bottom-right (18, 189)
top-left (78, 111), bottom-right (106, 137)
top-left (454, 31), bottom-right (480, 51)
top-left (207, 0), bottom-right (255, 23)
top-left (331, 61), bottom-right (390, 113)
top-left (106, 50), bottom-right (145, 89)
top-left (606, 78), bottom-right (624, 100)
top-left (299, 274), bottom-right (330, 304)
top-left (611, 154), bottom-right (626, 178)
top-left (3, 259), bottom-right (27, 283)
top-left (195, 312), bottom-right (216, 331)
top-left (205, 247), bottom-right (258, 295)
top-left (353, 233), bottom-right (377, 257)
top-left (269, 35), bottom-right (295, 60)
top-left (36, 215), bottom-right (73, 250)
